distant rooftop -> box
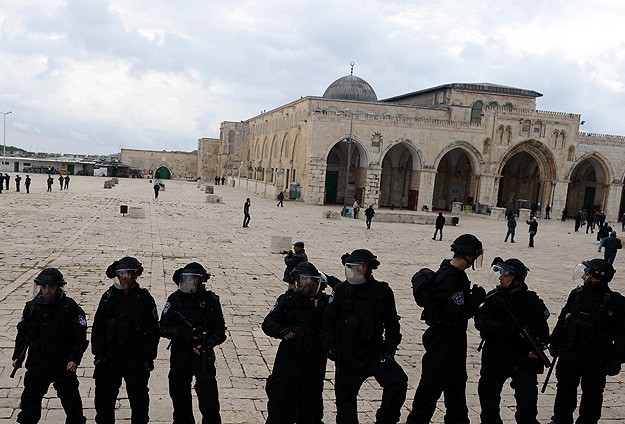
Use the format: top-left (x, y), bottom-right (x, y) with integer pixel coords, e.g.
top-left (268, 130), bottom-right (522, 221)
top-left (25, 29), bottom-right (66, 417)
top-left (382, 82), bottom-right (543, 103)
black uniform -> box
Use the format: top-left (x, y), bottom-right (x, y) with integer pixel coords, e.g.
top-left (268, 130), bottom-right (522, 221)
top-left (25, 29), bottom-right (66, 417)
top-left (263, 290), bottom-right (328, 423)
top-left (549, 283), bottom-right (625, 424)
top-left (474, 286), bottom-right (550, 424)
top-left (15, 175), bottom-right (21, 192)
top-left (283, 250), bottom-right (308, 285)
top-left (25, 175), bottom-right (31, 193)
top-left (13, 291), bottom-right (88, 424)
top-left (159, 286), bottom-right (227, 424)
top-left (92, 284), bottom-right (160, 424)
top-left (407, 259), bottom-right (483, 424)
top-left (324, 277), bottom-right (408, 424)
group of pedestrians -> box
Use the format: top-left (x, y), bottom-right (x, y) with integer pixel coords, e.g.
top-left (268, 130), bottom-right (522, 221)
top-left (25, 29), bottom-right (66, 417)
top-left (46, 174), bottom-right (70, 192)
top-left (0, 173), bottom-right (32, 193)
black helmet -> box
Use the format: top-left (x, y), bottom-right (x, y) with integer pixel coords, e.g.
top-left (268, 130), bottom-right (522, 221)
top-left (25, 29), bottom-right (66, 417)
top-left (492, 258), bottom-right (529, 280)
top-left (290, 261), bottom-right (320, 280)
top-left (582, 258), bottom-right (615, 283)
top-left (341, 249), bottom-right (380, 269)
top-left (451, 234), bottom-right (484, 258)
top-left (34, 268), bottom-right (66, 286)
top-left (290, 261), bottom-right (322, 296)
top-left (106, 256), bottom-right (143, 278)
top-left (172, 262), bottom-right (211, 285)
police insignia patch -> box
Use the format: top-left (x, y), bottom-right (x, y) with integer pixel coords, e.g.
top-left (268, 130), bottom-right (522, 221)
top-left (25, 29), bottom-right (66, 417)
top-left (78, 315), bottom-right (87, 327)
top-left (329, 291), bottom-right (335, 303)
top-left (152, 307), bottom-right (159, 320)
top-left (270, 300), bottom-right (278, 312)
top-left (18, 314), bottom-right (23, 323)
top-left (162, 302), bottom-right (170, 316)
top-left (452, 292), bottom-right (464, 305)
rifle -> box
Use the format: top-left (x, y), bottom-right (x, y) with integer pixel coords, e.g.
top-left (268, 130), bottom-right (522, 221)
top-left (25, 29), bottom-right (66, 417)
top-left (497, 294), bottom-right (552, 368)
top-left (477, 338), bottom-right (485, 352)
top-left (10, 345), bottom-right (28, 378)
top-left (172, 310), bottom-right (214, 372)
top-left (541, 355), bottom-right (557, 393)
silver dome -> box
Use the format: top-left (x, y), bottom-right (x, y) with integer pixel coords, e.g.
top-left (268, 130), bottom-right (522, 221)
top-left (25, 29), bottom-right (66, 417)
top-left (322, 74), bottom-right (378, 102)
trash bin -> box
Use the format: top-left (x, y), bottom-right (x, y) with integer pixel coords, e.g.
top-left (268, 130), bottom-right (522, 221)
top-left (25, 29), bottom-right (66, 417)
top-left (289, 183), bottom-right (300, 200)
top-left (451, 217), bottom-right (459, 226)
top-left (120, 205), bottom-right (128, 216)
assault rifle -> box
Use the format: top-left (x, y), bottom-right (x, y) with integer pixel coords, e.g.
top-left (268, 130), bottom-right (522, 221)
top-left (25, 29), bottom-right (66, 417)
top-left (496, 293), bottom-right (552, 368)
top-left (172, 310), bottom-right (215, 372)
top-left (541, 356), bottom-right (557, 393)
top-left (10, 345), bottom-right (28, 378)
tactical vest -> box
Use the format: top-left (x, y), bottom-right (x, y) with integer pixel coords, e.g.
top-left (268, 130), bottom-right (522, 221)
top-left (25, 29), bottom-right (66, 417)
top-left (103, 288), bottom-right (146, 346)
top-left (565, 287), bottom-right (614, 347)
top-left (339, 282), bottom-right (384, 345)
top-left (26, 300), bottom-right (73, 355)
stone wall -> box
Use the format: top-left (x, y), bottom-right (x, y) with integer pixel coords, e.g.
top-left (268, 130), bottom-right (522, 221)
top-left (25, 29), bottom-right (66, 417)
top-left (120, 149), bottom-right (198, 179)
top-left (197, 138), bottom-right (220, 182)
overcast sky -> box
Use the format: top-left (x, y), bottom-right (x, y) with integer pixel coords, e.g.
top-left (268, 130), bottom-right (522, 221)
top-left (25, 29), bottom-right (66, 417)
top-left (1, 1), bottom-right (624, 155)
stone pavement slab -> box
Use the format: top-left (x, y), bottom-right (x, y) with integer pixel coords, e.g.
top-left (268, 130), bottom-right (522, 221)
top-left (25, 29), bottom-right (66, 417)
top-left (0, 174), bottom-right (623, 422)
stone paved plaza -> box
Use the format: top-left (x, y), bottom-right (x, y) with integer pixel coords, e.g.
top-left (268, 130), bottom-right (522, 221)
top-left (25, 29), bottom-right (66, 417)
top-left (0, 175), bottom-right (623, 423)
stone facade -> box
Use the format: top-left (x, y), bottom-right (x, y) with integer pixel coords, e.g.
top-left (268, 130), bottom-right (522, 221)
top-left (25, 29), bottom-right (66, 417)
top-left (197, 137), bottom-right (220, 182)
top-left (214, 78), bottom-right (625, 222)
top-left (120, 148), bottom-right (198, 179)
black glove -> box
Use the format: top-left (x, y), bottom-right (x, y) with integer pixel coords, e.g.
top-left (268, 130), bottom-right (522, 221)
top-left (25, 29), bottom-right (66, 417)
top-left (471, 285), bottom-right (486, 307)
top-left (379, 351), bottom-right (394, 364)
top-left (142, 360), bottom-right (154, 373)
top-left (606, 361), bottom-right (621, 376)
top-left (326, 347), bottom-right (338, 362)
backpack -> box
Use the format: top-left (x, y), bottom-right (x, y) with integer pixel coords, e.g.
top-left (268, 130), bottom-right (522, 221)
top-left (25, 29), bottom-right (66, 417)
top-left (411, 268), bottom-right (437, 307)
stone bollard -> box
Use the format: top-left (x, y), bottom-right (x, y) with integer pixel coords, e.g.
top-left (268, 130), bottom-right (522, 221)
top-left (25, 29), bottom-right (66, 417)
top-left (103, 180), bottom-right (113, 189)
top-left (322, 210), bottom-right (341, 220)
top-left (205, 185), bottom-right (214, 194)
top-left (452, 202), bottom-right (463, 214)
top-left (205, 194), bottom-right (222, 203)
top-left (112, 177), bottom-right (119, 184)
top-left (197, 181), bottom-right (202, 188)
top-left (128, 207), bottom-right (145, 219)
top-left (271, 236), bottom-right (292, 254)
top-left (518, 208), bottom-right (532, 221)
top-left (489, 207), bottom-right (507, 220)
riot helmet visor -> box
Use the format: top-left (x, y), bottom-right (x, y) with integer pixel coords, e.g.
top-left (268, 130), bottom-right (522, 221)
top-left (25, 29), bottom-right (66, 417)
top-left (114, 268), bottom-right (136, 290)
top-left (295, 275), bottom-right (321, 296)
top-left (344, 263), bottom-right (367, 285)
top-left (179, 273), bottom-right (203, 293)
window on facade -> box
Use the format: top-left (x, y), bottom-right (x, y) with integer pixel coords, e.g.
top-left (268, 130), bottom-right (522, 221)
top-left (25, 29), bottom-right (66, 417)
top-left (470, 101), bottom-right (484, 123)
top-left (503, 102), bottom-right (513, 111)
top-left (567, 146), bottom-right (575, 161)
top-left (488, 101), bottom-right (499, 109)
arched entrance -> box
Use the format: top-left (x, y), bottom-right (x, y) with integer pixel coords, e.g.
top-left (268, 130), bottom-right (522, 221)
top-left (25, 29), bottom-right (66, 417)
top-left (324, 139), bottom-right (365, 205)
top-left (566, 157), bottom-right (610, 215)
top-left (155, 166), bottom-right (171, 180)
top-left (379, 142), bottom-right (422, 209)
top-left (432, 148), bottom-right (474, 210)
top-left (497, 152), bottom-right (540, 211)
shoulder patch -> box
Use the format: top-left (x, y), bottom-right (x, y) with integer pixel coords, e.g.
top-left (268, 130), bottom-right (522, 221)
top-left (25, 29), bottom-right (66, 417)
top-left (162, 301), bottom-right (171, 316)
top-left (18, 314), bottom-right (24, 323)
top-left (78, 315), bottom-right (87, 327)
top-left (269, 300), bottom-right (278, 312)
top-left (452, 291), bottom-right (465, 306)
top-left (329, 290), bottom-right (336, 304)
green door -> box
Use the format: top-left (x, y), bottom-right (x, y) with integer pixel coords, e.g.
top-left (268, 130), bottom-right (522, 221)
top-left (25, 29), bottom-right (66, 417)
top-left (583, 187), bottom-right (596, 210)
top-left (68, 164), bottom-right (75, 175)
top-left (325, 171), bottom-right (338, 204)
top-left (155, 167), bottom-right (171, 179)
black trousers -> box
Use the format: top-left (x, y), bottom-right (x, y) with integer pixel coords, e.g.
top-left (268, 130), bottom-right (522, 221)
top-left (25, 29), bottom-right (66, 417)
top-left (552, 358), bottom-right (607, 424)
top-left (243, 213), bottom-right (251, 227)
top-left (407, 326), bottom-right (469, 424)
top-left (94, 362), bottom-right (151, 424)
top-left (478, 365), bottom-right (539, 424)
top-left (18, 367), bottom-right (86, 424)
top-left (335, 357), bottom-right (407, 424)
top-left (169, 350), bottom-right (220, 424)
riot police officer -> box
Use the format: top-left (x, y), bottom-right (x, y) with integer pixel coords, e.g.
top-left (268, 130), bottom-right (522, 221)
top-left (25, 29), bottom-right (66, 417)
top-left (263, 261), bottom-right (328, 423)
top-left (548, 258), bottom-right (625, 424)
top-left (475, 258), bottom-right (550, 424)
top-left (160, 262), bottom-right (227, 424)
top-left (92, 256), bottom-right (160, 424)
top-left (324, 249), bottom-right (408, 424)
top-left (406, 234), bottom-right (487, 424)
top-left (12, 268), bottom-right (88, 424)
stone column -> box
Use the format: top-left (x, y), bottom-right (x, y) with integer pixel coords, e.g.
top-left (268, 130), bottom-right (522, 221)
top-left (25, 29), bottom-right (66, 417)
top-left (551, 180), bottom-right (570, 219)
top-left (418, 168), bottom-right (437, 211)
top-left (477, 174), bottom-right (497, 206)
top-left (306, 157), bottom-right (327, 205)
top-left (363, 163), bottom-right (382, 207)
top-left (604, 183), bottom-right (623, 222)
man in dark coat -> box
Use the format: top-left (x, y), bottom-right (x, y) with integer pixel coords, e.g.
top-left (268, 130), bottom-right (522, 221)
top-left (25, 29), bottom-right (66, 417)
top-left (92, 257), bottom-right (159, 424)
top-left (602, 232), bottom-right (622, 265)
top-left (243, 198), bottom-right (251, 227)
top-left (504, 215), bottom-right (517, 243)
top-left (263, 261), bottom-right (328, 423)
top-left (282, 241), bottom-right (308, 290)
top-left (325, 249), bottom-right (408, 424)
top-left (59, 175), bottom-right (64, 190)
top-left (25, 175), bottom-right (31, 193)
top-left (160, 262), bottom-right (227, 424)
top-left (406, 234), bottom-right (487, 424)
top-left (526, 216), bottom-right (538, 247)
top-left (12, 268), bottom-right (89, 424)
top-left (433, 212), bottom-right (445, 241)
top-left (4, 172), bottom-right (9, 190)
top-left (548, 259), bottom-right (625, 424)
top-left (47, 175), bottom-right (53, 192)
top-left (15, 174), bottom-right (21, 192)
top-left (475, 258), bottom-right (550, 424)
top-left (364, 205), bottom-right (375, 229)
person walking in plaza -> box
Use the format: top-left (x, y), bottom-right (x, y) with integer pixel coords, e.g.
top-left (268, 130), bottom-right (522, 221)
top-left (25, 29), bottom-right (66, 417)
top-left (504, 214), bottom-right (517, 243)
top-left (574, 210), bottom-right (582, 231)
top-left (160, 262), bottom-right (227, 424)
top-left (526, 215), bottom-right (538, 247)
top-left (432, 211), bottom-right (445, 241)
top-left (282, 241), bottom-right (308, 290)
top-left (59, 175), bottom-right (64, 190)
top-left (622, 212), bottom-right (625, 232)
top-left (561, 208), bottom-right (568, 222)
top-left (92, 257), bottom-right (160, 424)
top-left (25, 175), bottom-right (31, 193)
top-left (352, 200), bottom-right (360, 219)
top-left (277, 190), bottom-right (284, 207)
top-left (12, 268), bottom-right (89, 424)
top-left (602, 231), bottom-right (622, 265)
top-left (597, 222), bottom-right (611, 252)
top-left (15, 174), bottom-right (21, 192)
top-left (64, 175), bottom-right (70, 190)
top-left (548, 258), bottom-right (625, 424)
top-left (220, 176), bottom-right (225, 185)
top-left (47, 175), bottom-right (53, 192)
top-left (324, 249), bottom-right (408, 424)
top-left (263, 261), bottom-right (328, 424)
top-left (5, 172), bottom-right (10, 190)
top-left (406, 234), bottom-right (487, 424)
top-left (243, 197), bottom-right (251, 228)
top-left (153, 181), bottom-right (160, 199)
top-left (586, 211), bottom-right (595, 234)
top-left (364, 204), bottom-right (375, 229)
top-left (545, 204), bottom-right (551, 219)
top-left (475, 257), bottom-right (550, 424)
